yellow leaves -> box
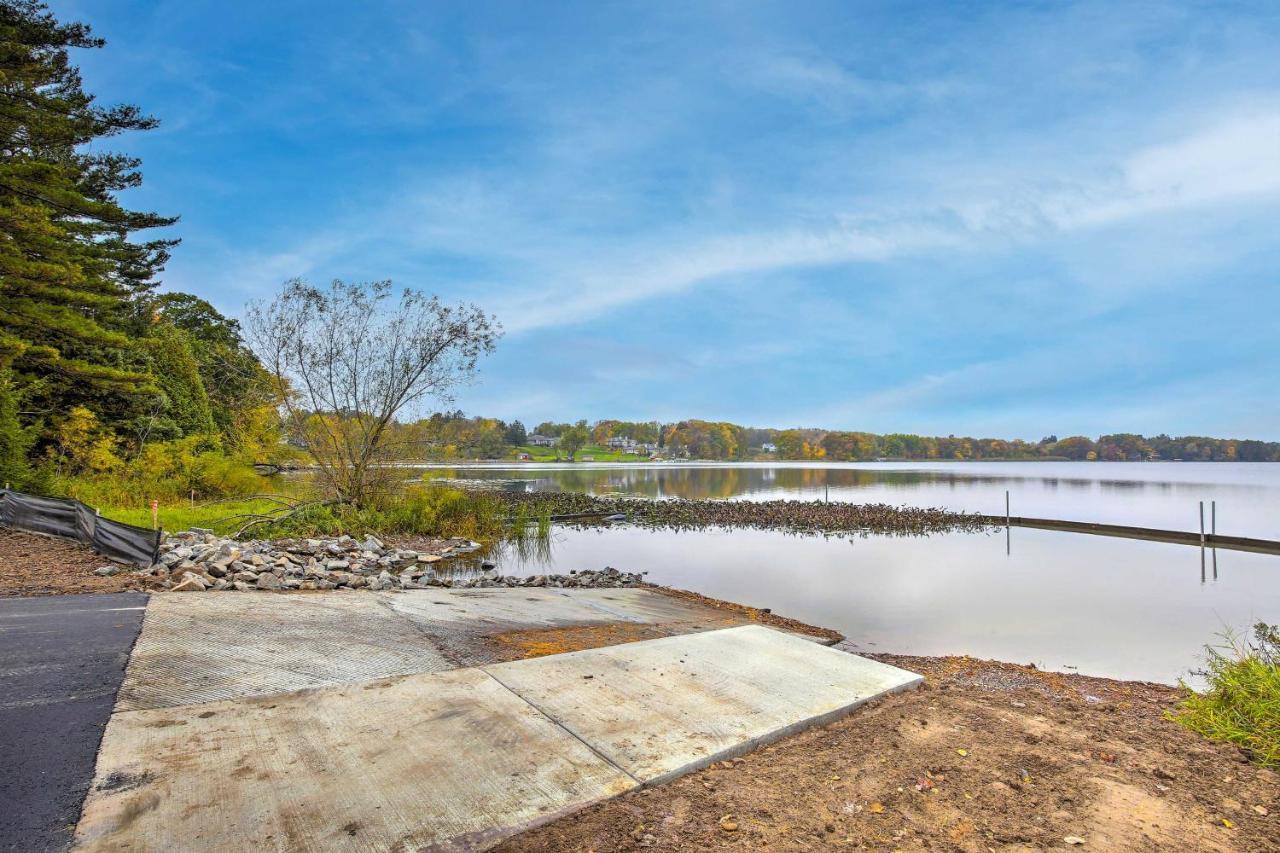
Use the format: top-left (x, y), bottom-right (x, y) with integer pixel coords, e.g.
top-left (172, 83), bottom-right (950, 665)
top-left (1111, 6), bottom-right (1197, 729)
top-left (50, 405), bottom-right (122, 476)
top-left (1221, 818), bottom-right (1234, 829)
top-left (956, 748), bottom-right (969, 757)
top-left (868, 802), bottom-right (885, 814)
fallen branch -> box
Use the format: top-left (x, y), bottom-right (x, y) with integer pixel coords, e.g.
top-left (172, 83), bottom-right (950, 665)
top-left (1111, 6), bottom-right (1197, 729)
top-left (194, 493), bottom-right (300, 510)
top-left (233, 499), bottom-right (343, 538)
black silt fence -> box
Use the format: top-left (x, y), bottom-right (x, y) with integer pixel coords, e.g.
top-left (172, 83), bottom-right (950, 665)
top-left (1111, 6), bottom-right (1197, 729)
top-left (0, 489), bottom-right (161, 567)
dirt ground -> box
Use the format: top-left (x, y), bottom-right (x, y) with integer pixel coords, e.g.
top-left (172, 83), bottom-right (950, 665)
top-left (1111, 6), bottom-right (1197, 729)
top-left (0, 529), bottom-right (152, 596)
top-left (498, 653), bottom-right (1280, 852)
top-left (483, 588), bottom-right (844, 662)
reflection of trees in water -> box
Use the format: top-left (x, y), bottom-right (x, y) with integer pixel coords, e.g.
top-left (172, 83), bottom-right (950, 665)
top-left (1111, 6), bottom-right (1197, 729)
top-left (422, 464), bottom-right (1269, 502)
top-left (515, 466), bottom-right (1103, 499)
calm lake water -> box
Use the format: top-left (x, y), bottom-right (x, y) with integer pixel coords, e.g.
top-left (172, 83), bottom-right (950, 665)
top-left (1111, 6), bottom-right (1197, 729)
top-left (429, 461), bottom-right (1280, 538)
top-left (426, 462), bottom-right (1280, 684)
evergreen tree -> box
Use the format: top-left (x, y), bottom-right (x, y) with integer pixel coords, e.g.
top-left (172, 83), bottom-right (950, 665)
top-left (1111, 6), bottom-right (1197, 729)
top-left (0, 1), bottom-right (176, 409)
top-left (0, 364), bottom-right (35, 487)
top-left (150, 293), bottom-right (275, 447)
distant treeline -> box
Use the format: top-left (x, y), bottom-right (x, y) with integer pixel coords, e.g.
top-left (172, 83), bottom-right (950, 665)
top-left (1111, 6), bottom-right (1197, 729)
top-left (387, 413), bottom-right (1280, 462)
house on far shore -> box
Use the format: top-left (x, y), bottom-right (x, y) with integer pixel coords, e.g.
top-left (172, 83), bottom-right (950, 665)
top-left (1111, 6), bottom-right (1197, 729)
top-left (761, 442), bottom-right (778, 453)
top-left (528, 434), bottom-right (558, 447)
top-left (606, 436), bottom-right (637, 451)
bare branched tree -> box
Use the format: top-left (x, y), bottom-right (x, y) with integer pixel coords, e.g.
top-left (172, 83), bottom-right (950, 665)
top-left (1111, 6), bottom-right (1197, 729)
top-left (247, 279), bottom-right (499, 507)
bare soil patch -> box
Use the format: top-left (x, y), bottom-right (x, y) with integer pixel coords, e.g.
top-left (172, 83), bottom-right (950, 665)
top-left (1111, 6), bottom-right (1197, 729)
top-left (0, 529), bottom-right (153, 596)
top-left (477, 587), bottom-right (841, 664)
top-left (498, 654), bottom-right (1279, 852)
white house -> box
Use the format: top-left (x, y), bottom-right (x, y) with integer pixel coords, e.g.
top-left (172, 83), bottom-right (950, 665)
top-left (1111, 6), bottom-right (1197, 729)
top-left (761, 442), bottom-right (778, 453)
top-left (528, 434), bottom-right (559, 447)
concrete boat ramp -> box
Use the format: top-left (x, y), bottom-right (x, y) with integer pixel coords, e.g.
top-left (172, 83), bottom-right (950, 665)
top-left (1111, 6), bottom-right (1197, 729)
top-left (73, 589), bottom-right (921, 851)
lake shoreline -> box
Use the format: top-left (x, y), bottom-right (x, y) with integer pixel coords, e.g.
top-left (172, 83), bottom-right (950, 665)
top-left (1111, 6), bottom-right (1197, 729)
top-left (500, 616), bottom-right (1279, 851)
top-left (494, 582), bottom-right (1279, 851)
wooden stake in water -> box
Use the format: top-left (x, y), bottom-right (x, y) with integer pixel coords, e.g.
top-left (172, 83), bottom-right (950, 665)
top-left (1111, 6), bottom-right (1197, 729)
top-left (1005, 490), bottom-right (1010, 526)
top-left (1199, 501), bottom-right (1205, 545)
top-left (1211, 500), bottom-right (1216, 535)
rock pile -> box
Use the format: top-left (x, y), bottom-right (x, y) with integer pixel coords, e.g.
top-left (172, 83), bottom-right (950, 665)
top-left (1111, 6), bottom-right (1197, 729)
top-left (144, 529), bottom-right (645, 592)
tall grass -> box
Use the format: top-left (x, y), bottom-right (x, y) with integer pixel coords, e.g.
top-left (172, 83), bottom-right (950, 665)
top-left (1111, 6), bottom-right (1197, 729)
top-left (91, 474), bottom-right (529, 546)
top-left (1170, 623), bottom-right (1280, 767)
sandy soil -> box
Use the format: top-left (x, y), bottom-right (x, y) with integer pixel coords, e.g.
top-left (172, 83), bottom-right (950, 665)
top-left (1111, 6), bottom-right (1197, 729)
top-left (497, 653), bottom-right (1280, 852)
top-left (0, 529), bottom-right (153, 596)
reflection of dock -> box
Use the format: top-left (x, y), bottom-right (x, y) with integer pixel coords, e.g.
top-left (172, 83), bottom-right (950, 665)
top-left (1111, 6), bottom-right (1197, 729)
top-left (985, 515), bottom-right (1280, 555)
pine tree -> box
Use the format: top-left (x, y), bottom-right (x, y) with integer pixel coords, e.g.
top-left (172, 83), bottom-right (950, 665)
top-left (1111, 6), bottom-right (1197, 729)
top-left (0, 364), bottom-right (35, 487)
top-left (0, 1), bottom-right (177, 402)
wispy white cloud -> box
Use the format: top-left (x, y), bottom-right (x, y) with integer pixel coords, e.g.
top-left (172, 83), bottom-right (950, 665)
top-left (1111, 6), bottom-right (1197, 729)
top-left (109, 0), bottom-right (1280, 434)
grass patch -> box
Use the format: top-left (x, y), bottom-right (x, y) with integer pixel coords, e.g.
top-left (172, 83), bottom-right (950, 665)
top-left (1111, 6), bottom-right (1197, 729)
top-left (103, 497), bottom-right (294, 534)
top-left (1170, 623), bottom-right (1280, 767)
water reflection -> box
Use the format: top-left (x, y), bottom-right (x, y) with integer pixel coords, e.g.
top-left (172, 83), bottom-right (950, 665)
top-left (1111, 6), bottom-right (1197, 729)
top-left (423, 461), bottom-right (1280, 539)
top-left (477, 523), bottom-right (1280, 685)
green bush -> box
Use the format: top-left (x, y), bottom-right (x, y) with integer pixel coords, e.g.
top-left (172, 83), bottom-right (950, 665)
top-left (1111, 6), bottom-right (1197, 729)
top-left (1171, 623), bottom-right (1280, 767)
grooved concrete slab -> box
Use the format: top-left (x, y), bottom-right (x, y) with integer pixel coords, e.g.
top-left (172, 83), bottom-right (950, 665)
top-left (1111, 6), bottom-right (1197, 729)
top-left (385, 587), bottom-right (738, 630)
top-left (76, 625), bottom-right (919, 852)
top-left (484, 625), bottom-right (923, 785)
top-left (116, 593), bottom-right (450, 711)
top-left (117, 588), bottom-right (772, 711)
top-left (74, 667), bottom-right (637, 852)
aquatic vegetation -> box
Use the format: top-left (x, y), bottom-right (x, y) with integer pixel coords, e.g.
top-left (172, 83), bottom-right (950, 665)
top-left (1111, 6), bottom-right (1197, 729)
top-left (487, 491), bottom-right (995, 538)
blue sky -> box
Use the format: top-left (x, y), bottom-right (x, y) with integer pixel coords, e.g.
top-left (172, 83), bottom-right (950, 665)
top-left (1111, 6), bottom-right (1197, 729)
top-left (67, 0), bottom-right (1280, 438)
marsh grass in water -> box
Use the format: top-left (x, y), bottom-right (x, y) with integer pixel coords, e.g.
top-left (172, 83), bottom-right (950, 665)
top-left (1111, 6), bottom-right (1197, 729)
top-left (1171, 623), bottom-right (1280, 767)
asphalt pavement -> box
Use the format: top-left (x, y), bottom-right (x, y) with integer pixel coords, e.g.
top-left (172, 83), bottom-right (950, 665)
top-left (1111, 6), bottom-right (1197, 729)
top-left (0, 593), bottom-right (147, 852)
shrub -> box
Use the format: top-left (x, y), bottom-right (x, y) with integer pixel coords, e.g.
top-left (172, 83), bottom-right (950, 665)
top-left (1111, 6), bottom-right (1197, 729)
top-left (1171, 623), bottom-right (1280, 767)
top-left (54, 436), bottom-right (269, 507)
top-left (227, 485), bottom-right (508, 541)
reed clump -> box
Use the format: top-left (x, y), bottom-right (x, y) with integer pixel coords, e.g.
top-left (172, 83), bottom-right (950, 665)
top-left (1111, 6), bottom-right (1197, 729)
top-left (1171, 623), bottom-right (1280, 767)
